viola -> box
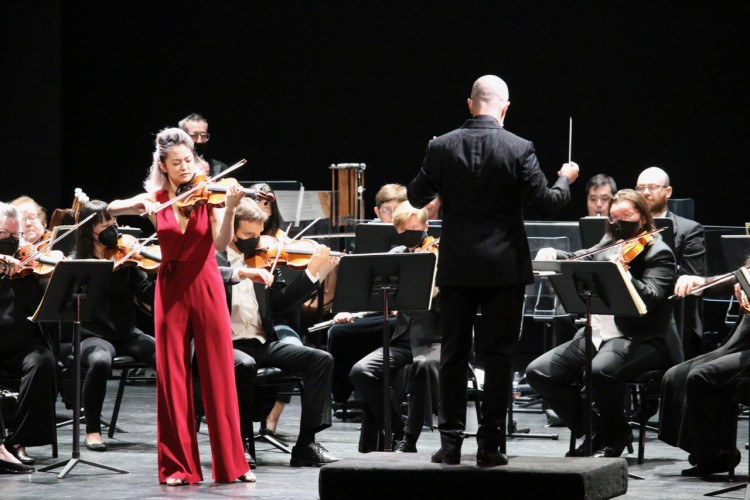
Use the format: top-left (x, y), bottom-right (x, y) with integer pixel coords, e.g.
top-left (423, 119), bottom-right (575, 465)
top-left (104, 234), bottom-right (162, 273)
top-left (244, 235), bottom-right (341, 270)
top-left (174, 175), bottom-right (276, 217)
top-left (12, 243), bottom-right (66, 279)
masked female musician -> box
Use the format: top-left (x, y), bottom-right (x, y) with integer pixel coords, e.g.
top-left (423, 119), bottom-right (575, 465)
top-left (62, 200), bottom-right (157, 452)
top-left (107, 128), bottom-right (253, 485)
top-left (0, 203), bottom-right (56, 473)
top-left (526, 189), bottom-right (682, 458)
top-left (659, 263), bottom-right (750, 477)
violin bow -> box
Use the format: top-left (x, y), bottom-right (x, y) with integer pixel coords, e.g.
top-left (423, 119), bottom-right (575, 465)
top-left (113, 232), bottom-right (159, 268)
top-left (568, 227), bottom-right (666, 262)
top-left (290, 217), bottom-right (322, 242)
top-left (18, 212), bottom-right (98, 267)
top-left (266, 223), bottom-right (293, 286)
top-left (142, 158), bottom-right (247, 217)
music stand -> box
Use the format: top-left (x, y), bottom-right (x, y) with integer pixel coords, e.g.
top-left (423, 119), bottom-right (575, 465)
top-left (33, 260), bottom-right (129, 478)
top-left (543, 260), bottom-right (646, 457)
top-left (353, 224), bottom-right (397, 254)
top-left (333, 252), bottom-right (437, 451)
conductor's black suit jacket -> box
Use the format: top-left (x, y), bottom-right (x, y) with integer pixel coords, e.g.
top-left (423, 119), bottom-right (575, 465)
top-left (408, 115), bottom-right (571, 288)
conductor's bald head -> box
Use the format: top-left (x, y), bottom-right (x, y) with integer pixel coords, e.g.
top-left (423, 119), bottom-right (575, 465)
top-left (468, 75), bottom-right (510, 125)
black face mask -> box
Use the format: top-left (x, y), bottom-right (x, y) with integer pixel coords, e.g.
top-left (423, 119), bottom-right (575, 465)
top-left (0, 236), bottom-right (20, 257)
top-left (609, 220), bottom-right (641, 241)
top-left (97, 225), bottom-right (119, 248)
top-left (194, 142), bottom-right (208, 157)
top-left (395, 230), bottom-right (427, 249)
top-left (235, 236), bottom-right (260, 256)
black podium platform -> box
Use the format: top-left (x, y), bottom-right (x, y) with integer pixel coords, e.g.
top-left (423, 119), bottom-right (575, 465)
top-left (319, 453), bottom-right (628, 500)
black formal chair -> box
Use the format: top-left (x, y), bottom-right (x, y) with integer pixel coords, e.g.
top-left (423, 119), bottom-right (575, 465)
top-left (625, 369), bottom-right (665, 465)
top-left (107, 356), bottom-right (151, 438)
top-left (0, 369), bottom-right (58, 458)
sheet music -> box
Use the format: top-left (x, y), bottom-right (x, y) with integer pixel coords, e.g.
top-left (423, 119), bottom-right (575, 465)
top-left (275, 191), bottom-right (328, 224)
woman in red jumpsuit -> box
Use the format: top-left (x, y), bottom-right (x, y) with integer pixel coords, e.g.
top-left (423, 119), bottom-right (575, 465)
top-left (108, 128), bottom-right (253, 485)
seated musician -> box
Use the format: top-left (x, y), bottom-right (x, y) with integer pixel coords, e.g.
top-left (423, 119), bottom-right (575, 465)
top-left (60, 200), bottom-right (156, 452)
top-left (345, 201), bottom-right (440, 453)
top-left (0, 203), bottom-right (56, 473)
top-left (526, 189), bottom-right (682, 457)
top-left (216, 197), bottom-right (339, 467)
top-left (659, 267), bottom-right (750, 476)
top-left (372, 183), bottom-right (407, 223)
top-left (10, 196), bottom-right (50, 248)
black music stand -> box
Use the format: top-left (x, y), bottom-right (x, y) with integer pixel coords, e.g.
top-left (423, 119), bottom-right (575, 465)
top-left (333, 252), bottom-right (437, 451)
top-left (33, 260), bottom-right (129, 478)
top-left (543, 260), bottom-right (646, 457)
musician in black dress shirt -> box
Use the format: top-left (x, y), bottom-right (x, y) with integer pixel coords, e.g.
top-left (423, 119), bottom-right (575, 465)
top-left (408, 75), bottom-right (578, 466)
top-left (0, 203), bottom-right (56, 472)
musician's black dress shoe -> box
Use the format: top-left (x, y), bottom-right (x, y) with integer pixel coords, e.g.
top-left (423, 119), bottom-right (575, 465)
top-left (593, 427), bottom-right (633, 458)
top-left (290, 442), bottom-right (339, 467)
top-left (0, 458), bottom-right (34, 474)
top-left (566, 433), bottom-right (602, 457)
top-left (681, 449), bottom-right (741, 477)
top-left (7, 445), bottom-right (35, 465)
top-left (431, 447), bottom-right (461, 465)
top-left (84, 438), bottom-right (107, 452)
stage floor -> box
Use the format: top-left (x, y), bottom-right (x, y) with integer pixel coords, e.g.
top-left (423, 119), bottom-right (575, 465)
top-left (3, 379), bottom-right (747, 499)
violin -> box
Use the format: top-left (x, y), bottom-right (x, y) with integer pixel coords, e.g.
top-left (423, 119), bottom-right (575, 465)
top-left (416, 236), bottom-right (439, 254)
top-left (617, 231), bottom-right (654, 270)
top-left (104, 234), bottom-right (162, 273)
top-left (174, 175), bottom-right (276, 217)
top-left (11, 243), bottom-right (66, 279)
top-left (244, 235), bottom-right (342, 270)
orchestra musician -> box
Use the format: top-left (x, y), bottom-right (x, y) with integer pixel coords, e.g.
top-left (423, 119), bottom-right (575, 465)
top-left (10, 196), bottom-right (50, 248)
top-left (584, 174), bottom-right (617, 217)
top-left (659, 269), bottom-right (750, 477)
top-left (347, 201), bottom-right (441, 453)
top-left (372, 184), bottom-right (407, 223)
top-left (636, 166), bottom-right (706, 359)
top-left (178, 113), bottom-right (229, 177)
top-left (0, 203), bottom-right (56, 473)
top-left (526, 189), bottom-right (682, 458)
top-left (215, 197), bottom-right (339, 467)
top-left (63, 200), bottom-right (156, 452)
top-left (107, 127), bottom-right (254, 485)
top-left (408, 74), bottom-right (578, 467)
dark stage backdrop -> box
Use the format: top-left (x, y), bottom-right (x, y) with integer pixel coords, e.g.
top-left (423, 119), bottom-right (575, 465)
top-left (4, 2), bottom-right (749, 229)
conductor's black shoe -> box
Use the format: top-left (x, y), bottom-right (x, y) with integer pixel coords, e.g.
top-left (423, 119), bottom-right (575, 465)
top-left (431, 447), bottom-right (461, 465)
top-left (476, 447), bottom-right (509, 467)
top-left (7, 445), bottom-right (35, 465)
top-left (290, 443), bottom-right (339, 467)
top-left (0, 458), bottom-right (34, 474)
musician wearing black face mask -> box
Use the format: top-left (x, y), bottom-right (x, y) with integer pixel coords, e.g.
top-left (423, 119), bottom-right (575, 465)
top-left (178, 113), bottom-right (229, 177)
top-left (210, 198), bottom-right (340, 467)
top-left (527, 189), bottom-right (682, 459)
top-left (348, 201), bottom-right (441, 453)
top-left (60, 200), bottom-right (156, 452)
top-left (0, 203), bottom-right (55, 473)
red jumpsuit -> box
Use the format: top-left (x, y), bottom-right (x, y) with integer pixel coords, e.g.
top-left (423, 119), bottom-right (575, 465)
top-left (153, 192), bottom-right (247, 483)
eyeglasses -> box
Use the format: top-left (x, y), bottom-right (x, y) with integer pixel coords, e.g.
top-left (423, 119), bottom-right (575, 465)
top-left (188, 132), bottom-right (211, 141)
top-left (588, 195), bottom-right (612, 203)
top-left (0, 229), bottom-right (24, 239)
top-left (23, 215), bottom-right (40, 222)
top-left (609, 211), bottom-right (640, 223)
top-left (635, 184), bottom-right (667, 193)
top-left (378, 208), bottom-right (394, 215)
